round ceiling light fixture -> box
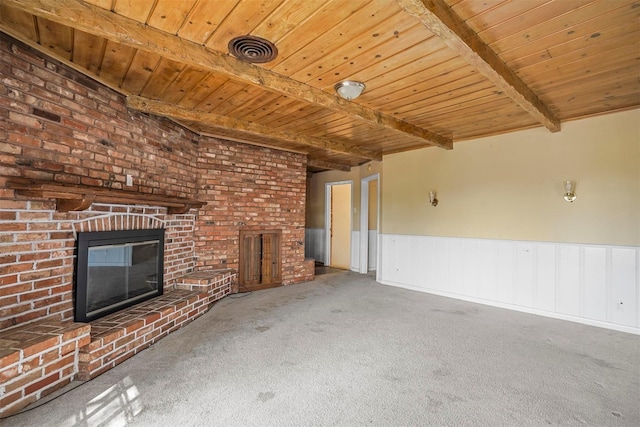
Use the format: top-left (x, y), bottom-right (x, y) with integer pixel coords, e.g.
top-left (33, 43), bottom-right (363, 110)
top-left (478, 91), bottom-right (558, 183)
top-left (228, 35), bottom-right (278, 63)
top-left (334, 80), bottom-right (366, 100)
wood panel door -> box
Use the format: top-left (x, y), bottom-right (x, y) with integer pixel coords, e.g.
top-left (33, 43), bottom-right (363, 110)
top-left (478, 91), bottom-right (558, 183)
top-left (239, 230), bottom-right (282, 291)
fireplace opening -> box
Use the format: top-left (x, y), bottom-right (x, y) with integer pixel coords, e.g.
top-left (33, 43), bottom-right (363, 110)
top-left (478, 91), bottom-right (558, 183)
top-left (75, 228), bottom-right (165, 322)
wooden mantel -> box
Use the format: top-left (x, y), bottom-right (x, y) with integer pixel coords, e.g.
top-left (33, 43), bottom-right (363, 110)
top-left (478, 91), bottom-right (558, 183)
top-left (5, 178), bottom-right (206, 214)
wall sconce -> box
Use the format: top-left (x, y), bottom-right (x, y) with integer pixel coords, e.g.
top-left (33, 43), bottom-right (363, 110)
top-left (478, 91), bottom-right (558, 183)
top-left (429, 190), bottom-right (438, 207)
top-left (563, 180), bottom-right (576, 202)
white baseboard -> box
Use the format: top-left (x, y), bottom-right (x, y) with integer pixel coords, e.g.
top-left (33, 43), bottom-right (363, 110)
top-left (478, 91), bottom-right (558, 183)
top-left (379, 279), bottom-right (639, 335)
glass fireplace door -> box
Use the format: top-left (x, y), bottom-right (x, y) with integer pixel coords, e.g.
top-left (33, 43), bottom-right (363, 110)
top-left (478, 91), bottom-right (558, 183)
top-left (87, 240), bottom-right (160, 316)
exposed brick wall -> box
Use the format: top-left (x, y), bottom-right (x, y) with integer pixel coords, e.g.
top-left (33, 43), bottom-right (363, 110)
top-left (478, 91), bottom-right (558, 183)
top-left (0, 35), bottom-right (199, 196)
top-left (196, 140), bottom-right (307, 284)
top-left (71, 205), bottom-right (198, 285)
top-left (0, 201), bottom-right (74, 329)
top-left (0, 33), bottom-right (310, 329)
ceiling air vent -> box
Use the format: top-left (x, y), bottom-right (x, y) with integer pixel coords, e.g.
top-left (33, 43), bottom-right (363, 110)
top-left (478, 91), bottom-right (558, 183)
top-left (228, 35), bottom-right (278, 63)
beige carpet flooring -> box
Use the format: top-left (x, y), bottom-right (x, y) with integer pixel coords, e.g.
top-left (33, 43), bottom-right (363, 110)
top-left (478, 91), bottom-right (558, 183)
top-left (4, 270), bottom-right (640, 426)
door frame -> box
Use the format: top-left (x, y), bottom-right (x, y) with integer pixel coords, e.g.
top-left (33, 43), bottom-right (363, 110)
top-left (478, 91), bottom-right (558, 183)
top-left (359, 173), bottom-right (380, 274)
top-left (324, 180), bottom-right (353, 266)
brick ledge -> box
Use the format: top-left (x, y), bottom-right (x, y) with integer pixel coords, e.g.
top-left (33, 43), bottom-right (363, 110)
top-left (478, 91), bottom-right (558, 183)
top-left (0, 320), bottom-right (91, 417)
top-left (0, 270), bottom-right (236, 416)
top-left (78, 269), bottom-right (235, 380)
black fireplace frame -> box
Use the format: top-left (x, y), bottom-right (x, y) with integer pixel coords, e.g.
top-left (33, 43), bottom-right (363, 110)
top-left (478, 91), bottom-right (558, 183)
top-left (75, 228), bottom-right (165, 322)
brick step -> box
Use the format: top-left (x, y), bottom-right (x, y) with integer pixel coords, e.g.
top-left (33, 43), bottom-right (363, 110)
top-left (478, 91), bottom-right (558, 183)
top-left (79, 270), bottom-right (235, 380)
top-left (0, 270), bottom-right (235, 416)
top-left (78, 289), bottom-right (206, 380)
top-left (0, 320), bottom-right (91, 417)
top-left (175, 269), bottom-right (236, 291)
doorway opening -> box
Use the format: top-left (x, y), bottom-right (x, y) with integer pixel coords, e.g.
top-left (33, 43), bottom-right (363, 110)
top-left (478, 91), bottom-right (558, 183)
top-left (325, 181), bottom-right (352, 270)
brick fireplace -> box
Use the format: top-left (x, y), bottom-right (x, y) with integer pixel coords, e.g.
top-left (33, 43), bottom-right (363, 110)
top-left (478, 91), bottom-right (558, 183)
top-left (0, 201), bottom-right (237, 414)
top-left (0, 34), bottom-right (313, 415)
top-left (1, 204), bottom-right (201, 330)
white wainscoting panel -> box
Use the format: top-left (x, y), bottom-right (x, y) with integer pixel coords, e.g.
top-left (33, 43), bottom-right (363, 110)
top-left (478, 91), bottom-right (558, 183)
top-left (583, 246), bottom-right (607, 322)
top-left (368, 230), bottom-right (377, 271)
top-left (611, 248), bottom-right (638, 327)
top-left (557, 245), bottom-right (581, 317)
top-left (351, 231), bottom-right (360, 271)
top-left (304, 228), bottom-right (325, 262)
top-left (535, 244), bottom-right (557, 313)
top-left (379, 234), bottom-right (639, 334)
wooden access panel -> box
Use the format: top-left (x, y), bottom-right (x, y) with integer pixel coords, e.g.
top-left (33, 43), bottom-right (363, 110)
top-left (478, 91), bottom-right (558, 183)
top-left (239, 229), bottom-right (282, 291)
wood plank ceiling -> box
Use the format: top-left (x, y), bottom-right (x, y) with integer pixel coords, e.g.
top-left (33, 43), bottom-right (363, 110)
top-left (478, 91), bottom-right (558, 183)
top-left (0, 0), bottom-right (638, 172)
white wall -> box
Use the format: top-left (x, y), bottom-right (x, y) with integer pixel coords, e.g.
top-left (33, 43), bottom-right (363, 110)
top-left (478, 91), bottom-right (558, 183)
top-left (305, 111), bottom-right (639, 332)
top-left (379, 110), bottom-right (640, 333)
top-left (379, 234), bottom-right (639, 334)
top-left (382, 110), bottom-right (640, 246)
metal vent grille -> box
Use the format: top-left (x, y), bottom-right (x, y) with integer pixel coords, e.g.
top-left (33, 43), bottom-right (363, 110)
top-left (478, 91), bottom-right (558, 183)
top-left (228, 35), bottom-right (278, 63)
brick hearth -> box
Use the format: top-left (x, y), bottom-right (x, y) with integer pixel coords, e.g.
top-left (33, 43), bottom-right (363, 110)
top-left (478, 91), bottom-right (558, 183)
top-left (79, 270), bottom-right (234, 380)
top-left (0, 319), bottom-right (90, 416)
top-left (0, 270), bottom-right (234, 417)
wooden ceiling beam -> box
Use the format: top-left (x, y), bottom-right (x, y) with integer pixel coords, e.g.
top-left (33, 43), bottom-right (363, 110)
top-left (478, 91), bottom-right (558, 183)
top-left (3, 0), bottom-right (452, 150)
top-left (127, 96), bottom-right (382, 161)
top-left (308, 159), bottom-right (352, 172)
top-left (397, 0), bottom-right (561, 132)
